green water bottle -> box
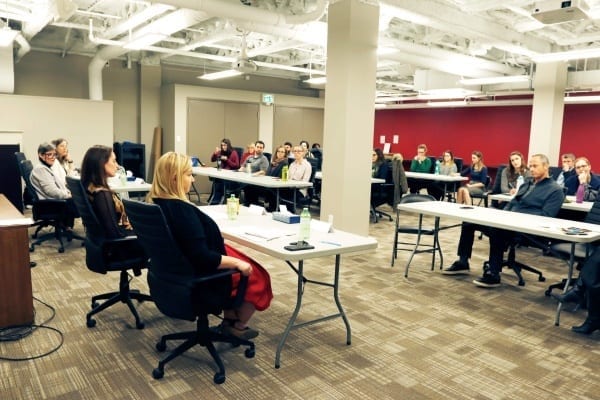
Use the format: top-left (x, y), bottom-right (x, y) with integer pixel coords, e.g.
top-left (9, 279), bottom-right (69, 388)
top-left (227, 194), bottom-right (238, 220)
top-left (281, 165), bottom-right (288, 181)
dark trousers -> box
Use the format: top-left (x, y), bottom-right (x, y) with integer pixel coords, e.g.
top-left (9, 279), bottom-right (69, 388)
top-left (457, 222), bottom-right (515, 275)
top-left (581, 247), bottom-right (600, 319)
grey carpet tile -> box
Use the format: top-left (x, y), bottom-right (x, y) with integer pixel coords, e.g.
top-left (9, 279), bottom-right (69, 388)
top-left (2, 204), bottom-right (598, 399)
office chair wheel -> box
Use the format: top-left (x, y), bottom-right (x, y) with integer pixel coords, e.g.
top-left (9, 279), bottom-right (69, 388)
top-left (213, 372), bottom-right (226, 384)
top-left (156, 341), bottom-right (167, 352)
top-left (538, 276), bottom-right (546, 282)
top-left (58, 247), bottom-right (64, 253)
top-left (152, 368), bottom-right (164, 380)
top-left (544, 288), bottom-right (552, 296)
top-left (135, 321), bottom-right (145, 329)
top-left (29, 245), bottom-right (34, 252)
top-left (245, 348), bottom-right (255, 358)
top-left (86, 318), bottom-right (96, 328)
top-left (92, 301), bottom-right (99, 309)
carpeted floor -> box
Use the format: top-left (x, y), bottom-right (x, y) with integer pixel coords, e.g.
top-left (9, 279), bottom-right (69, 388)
top-left (1, 203), bottom-right (598, 399)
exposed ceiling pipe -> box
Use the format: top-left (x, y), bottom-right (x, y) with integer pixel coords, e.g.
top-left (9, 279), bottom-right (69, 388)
top-left (383, 40), bottom-right (526, 78)
top-left (380, 0), bottom-right (551, 56)
top-left (14, 33), bottom-right (31, 62)
top-left (152, 0), bottom-right (327, 25)
top-left (89, 0), bottom-right (328, 100)
top-left (88, 8), bottom-right (209, 100)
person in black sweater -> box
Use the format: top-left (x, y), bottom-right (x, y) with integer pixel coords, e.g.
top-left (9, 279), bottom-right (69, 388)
top-left (443, 154), bottom-right (565, 288)
top-left (149, 152), bottom-right (272, 340)
top-left (80, 145), bottom-right (132, 238)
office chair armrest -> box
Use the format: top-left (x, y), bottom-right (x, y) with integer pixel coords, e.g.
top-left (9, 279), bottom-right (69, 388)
top-left (101, 235), bottom-right (147, 275)
top-left (36, 198), bottom-right (67, 211)
top-left (161, 269), bottom-right (248, 308)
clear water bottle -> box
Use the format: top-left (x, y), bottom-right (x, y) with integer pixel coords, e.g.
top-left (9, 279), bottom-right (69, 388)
top-left (575, 183), bottom-right (585, 203)
top-left (281, 165), bottom-right (289, 181)
top-left (118, 166), bottom-right (127, 185)
top-left (434, 160), bottom-right (441, 175)
top-left (226, 194), bottom-right (238, 220)
top-left (216, 159), bottom-right (221, 170)
top-left (516, 175), bottom-right (524, 192)
top-left (298, 207), bottom-right (311, 243)
top-left (246, 163), bottom-right (252, 175)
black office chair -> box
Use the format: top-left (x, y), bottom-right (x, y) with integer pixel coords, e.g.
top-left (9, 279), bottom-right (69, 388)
top-left (489, 165), bottom-right (507, 209)
top-left (490, 235), bottom-right (547, 286)
top-left (66, 177), bottom-right (152, 329)
top-left (18, 159), bottom-right (71, 253)
top-left (391, 194), bottom-right (443, 277)
top-left (122, 199), bottom-right (255, 384)
top-left (471, 175), bottom-right (492, 207)
top-left (14, 152), bottom-right (34, 208)
top-left (371, 159), bottom-right (394, 222)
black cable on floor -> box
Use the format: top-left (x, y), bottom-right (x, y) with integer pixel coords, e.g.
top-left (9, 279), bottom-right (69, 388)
top-left (0, 296), bottom-right (64, 361)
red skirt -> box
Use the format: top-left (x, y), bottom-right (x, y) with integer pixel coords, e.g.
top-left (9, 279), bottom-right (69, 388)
top-left (225, 244), bottom-right (273, 311)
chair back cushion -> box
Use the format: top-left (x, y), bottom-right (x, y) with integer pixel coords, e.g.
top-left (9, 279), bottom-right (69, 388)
top-left (123, 200), bottom-right (200, 320)
top-left (585, 198), bottom-right (600, 225)
top-left (67, 177), bottom-right (113, 274)
top-left (399, 193), bottom-right (436, 204)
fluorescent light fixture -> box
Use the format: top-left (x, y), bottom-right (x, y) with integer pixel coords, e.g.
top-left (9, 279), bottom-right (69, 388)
top-left (564, 95), bottom-right (600, 103)
top-left (123, 33), bottom-right (167, 50)
top-left (0, 28), bottom-right (18, 47)
top-left (427, 100), bottom-right (466, 107)
top-left (533, 47), bottom-right (600, 63)
top-left (459, 75), bottom-right (530, 85)
top-left (197, 69), bottom-right (243, 81)
top-left (304, 76), bottom-right (327, 84)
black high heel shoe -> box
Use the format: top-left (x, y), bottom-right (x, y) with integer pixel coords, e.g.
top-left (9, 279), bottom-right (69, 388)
top-left (572, 318), bottom-right (600, 335)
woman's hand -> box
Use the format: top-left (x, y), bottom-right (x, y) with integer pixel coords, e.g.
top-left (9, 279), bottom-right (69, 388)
top-left (509, 188), bottom-right (517, 195)
top-left (237, 260), bottom-right (252, 276)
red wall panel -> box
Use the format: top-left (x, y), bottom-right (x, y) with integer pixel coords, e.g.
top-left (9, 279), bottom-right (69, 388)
top-left (374, 104), bottom-right (600, 169)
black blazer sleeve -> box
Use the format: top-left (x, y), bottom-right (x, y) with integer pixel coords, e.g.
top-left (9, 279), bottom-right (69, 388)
top-left (157, 199), bottom-right (224, 276)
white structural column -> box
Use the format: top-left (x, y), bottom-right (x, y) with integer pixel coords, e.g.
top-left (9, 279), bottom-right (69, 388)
top-left (320, 0), bottom-right (379, 235)
top-left (529, 61), bottom-right (568, 164)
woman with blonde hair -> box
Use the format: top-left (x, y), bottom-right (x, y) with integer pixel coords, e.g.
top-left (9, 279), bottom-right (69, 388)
top-left (148, 152), bottom-right (272, 340)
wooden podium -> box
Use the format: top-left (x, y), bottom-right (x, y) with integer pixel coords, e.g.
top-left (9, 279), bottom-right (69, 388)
top-left (0, 194), bottom-right (34, 328)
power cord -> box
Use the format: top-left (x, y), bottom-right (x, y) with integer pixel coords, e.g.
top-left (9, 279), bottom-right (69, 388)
top-left (0, 296), bottom-right (64, 361)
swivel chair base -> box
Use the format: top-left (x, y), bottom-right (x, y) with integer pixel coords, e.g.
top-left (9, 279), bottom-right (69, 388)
top-left (86, 270), bottom-right (152, 329)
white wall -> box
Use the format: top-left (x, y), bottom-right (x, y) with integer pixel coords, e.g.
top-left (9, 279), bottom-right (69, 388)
top-left (0, 94), bottom-right (113, 165)
top-left (169, 84), bottom-right (324, 154)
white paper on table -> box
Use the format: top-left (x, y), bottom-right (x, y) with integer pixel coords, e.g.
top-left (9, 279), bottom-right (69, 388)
top-left (232, 226), bottom-right (290, 241)
top-left (311, 219), bottom-right (333, 233)
top-left (248, 204), bottom-right (266, 215)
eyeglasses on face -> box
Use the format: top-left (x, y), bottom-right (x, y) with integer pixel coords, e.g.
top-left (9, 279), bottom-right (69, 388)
top-left (44, 152), bottom-right (57, 158)
top-left (292, 150), bottom-right (303, 153)
top-left (575, 164), bottom-right (588, 169)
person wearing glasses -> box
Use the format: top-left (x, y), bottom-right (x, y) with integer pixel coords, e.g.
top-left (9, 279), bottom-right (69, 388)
top-left (280, 145), bottom-right (312, 213)
top-left (30, 142), bottom-right (79, 229)
top-left (564, 157), bottom-right (600, 201)
top-left (408, 143), bottom-right (433, 194)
